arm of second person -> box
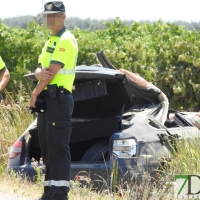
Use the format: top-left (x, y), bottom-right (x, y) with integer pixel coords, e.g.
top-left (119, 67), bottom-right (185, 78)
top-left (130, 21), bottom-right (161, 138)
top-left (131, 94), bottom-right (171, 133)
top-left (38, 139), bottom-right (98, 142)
top-left (0, 68), bottom-right (10, 91)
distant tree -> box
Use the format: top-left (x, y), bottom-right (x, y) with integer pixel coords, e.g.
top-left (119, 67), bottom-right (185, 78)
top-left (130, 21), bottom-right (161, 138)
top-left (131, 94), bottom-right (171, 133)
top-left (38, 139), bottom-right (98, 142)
top-left (34, 14), bottom-right (43, 25)
top-left (172, 20), bottom-right (200, 30)
top-left (2, 15), bottom-right (34, 28)
top-left (1, 15), bottom-right (200, 31)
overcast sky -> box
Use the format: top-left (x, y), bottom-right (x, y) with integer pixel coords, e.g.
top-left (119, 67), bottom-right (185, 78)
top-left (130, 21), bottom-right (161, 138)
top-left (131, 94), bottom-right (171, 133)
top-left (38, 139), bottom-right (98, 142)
top-left (0, 0), bottom-right (200, 22)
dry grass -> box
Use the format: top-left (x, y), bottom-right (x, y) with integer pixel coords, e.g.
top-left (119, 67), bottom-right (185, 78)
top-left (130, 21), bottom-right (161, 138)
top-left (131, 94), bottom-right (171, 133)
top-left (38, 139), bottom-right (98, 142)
top-left (0, 166), bottom-right (175, 200)
top-left (0, 88), bottom-right (34, 167)
top-left (167, 137), bottom-right (200, 175)
top-left (0, 166), bottom-right (42, 199)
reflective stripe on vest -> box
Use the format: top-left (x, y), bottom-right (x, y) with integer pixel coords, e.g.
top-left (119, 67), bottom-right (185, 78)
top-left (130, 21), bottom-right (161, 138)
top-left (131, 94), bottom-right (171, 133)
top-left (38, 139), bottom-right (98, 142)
top-left (57, 68), bottom-right (75, 75)
top-left (44, 180), bottom-right (70, 187)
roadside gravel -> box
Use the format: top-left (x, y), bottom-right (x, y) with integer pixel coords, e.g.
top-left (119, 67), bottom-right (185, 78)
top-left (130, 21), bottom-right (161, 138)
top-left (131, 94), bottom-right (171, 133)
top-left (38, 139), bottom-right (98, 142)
top-left (0, 191), bottom-right (35, 200)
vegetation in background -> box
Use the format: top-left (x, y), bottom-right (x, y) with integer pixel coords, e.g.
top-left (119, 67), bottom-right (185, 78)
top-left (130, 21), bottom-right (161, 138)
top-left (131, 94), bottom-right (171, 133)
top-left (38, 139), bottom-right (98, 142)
top-left (0, 18), bottom-right (199, 109)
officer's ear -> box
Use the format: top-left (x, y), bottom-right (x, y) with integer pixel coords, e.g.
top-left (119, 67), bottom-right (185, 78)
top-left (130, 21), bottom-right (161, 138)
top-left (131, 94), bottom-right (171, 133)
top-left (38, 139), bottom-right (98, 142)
top-left (61, 12), bottom-right (66, 20)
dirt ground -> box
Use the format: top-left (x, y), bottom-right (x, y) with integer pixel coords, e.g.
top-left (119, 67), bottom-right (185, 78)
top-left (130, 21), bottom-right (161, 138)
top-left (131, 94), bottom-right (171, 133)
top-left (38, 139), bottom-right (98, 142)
top-left (0, 191), bottom-right (34, 200)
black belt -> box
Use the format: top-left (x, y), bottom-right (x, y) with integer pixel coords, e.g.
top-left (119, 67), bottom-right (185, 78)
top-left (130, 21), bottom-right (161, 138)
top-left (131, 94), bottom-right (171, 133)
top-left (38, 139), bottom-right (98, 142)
top-left (40, 88), bottom-right (70, 97)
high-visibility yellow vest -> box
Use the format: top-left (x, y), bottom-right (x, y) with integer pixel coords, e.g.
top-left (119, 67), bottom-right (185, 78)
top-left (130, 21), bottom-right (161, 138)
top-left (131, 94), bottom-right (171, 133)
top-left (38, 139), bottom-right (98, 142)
top-left (0, 56), bottom-right (6, 73)
top-left (38, 27), bottom-right (78, 92)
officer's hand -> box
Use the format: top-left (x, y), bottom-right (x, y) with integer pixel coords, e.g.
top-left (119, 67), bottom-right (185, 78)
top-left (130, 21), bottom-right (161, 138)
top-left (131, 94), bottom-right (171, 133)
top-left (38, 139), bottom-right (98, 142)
top-left (30, 93), bottom-right (37, 108)
top-left (37, 68), bottom-right (54, 81)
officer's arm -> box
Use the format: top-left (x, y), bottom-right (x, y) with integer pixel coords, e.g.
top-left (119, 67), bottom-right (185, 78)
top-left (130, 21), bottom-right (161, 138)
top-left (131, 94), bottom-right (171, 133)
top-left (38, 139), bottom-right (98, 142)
top-left (31, 63), bottom-right (61, 96)
top-left (35, 65), bottom-right (54, 81)
top-left (35, 65), bottom-right (42, 80)
top-left (0, 68), bottom-right (10, 91)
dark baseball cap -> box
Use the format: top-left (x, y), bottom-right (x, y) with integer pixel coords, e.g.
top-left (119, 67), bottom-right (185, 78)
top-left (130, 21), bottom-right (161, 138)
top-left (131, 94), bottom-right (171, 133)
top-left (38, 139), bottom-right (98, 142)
top-left (42, 1), bottom-right (65, 14)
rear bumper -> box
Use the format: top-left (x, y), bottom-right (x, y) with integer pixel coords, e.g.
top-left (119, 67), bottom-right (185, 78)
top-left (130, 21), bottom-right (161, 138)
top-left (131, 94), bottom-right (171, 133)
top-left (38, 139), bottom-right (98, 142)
top-left (7, 158), bottom-right (158, 186)
top-left (7, 162), bottom-right (112, 182)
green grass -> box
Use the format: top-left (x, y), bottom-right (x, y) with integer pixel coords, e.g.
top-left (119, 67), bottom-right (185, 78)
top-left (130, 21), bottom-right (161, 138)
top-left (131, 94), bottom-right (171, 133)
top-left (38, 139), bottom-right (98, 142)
top-left (168, 137), bottom-right (200, 175)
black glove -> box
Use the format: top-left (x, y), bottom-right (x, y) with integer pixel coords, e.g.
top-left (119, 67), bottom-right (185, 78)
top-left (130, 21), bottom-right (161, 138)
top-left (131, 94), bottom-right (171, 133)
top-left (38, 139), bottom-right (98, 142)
top-left (29, 97), bottom-right (46, 114)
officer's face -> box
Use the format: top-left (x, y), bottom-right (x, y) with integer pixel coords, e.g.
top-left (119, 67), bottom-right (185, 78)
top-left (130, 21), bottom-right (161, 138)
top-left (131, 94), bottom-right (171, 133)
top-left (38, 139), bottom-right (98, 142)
top-left (43, 12), bottom-right (66, 29)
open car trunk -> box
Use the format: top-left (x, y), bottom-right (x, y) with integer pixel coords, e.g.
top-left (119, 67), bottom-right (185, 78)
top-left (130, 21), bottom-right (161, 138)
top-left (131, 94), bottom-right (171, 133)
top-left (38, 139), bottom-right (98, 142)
top-left (27, 66), bottom-right (133, 163)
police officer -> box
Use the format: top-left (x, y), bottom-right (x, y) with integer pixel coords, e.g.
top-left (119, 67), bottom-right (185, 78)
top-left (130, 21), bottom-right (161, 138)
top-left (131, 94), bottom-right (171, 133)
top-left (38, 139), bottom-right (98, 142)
top-left (0, 56), bottom-right (10, 101)
top-left (30, 1), bottom-right (78, 200)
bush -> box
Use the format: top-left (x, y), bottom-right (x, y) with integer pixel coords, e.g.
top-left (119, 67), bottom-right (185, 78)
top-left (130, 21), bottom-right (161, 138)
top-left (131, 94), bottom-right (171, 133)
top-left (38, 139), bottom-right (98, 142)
top-left (0, 18), bottom-right (200, 109)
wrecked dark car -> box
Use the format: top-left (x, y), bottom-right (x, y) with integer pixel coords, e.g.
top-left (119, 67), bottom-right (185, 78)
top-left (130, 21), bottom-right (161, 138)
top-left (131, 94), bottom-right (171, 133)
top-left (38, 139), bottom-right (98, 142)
top-left (7, 52), bottom-right (200, 186)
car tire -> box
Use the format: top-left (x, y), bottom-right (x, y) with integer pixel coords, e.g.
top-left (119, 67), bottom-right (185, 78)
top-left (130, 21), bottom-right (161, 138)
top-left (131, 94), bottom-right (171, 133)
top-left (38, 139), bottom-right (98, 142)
top-left (81, 140), bottom-right (109, 162)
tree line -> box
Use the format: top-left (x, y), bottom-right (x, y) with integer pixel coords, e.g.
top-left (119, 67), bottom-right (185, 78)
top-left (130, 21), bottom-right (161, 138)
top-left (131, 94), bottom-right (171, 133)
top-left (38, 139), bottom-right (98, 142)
top-left (1, 15), bottom-right (200, 31)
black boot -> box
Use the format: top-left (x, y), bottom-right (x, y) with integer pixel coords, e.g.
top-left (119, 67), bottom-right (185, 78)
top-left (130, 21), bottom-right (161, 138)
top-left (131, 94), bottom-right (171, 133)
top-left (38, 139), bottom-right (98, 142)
top-left (50, 193), bottom-right (67, 200)
top-left (38, 197), bottom-right (50, 200)
top-left (38, 194), bottom-right (52, 200)
top-left (38, 186), bottom-right (54, 200)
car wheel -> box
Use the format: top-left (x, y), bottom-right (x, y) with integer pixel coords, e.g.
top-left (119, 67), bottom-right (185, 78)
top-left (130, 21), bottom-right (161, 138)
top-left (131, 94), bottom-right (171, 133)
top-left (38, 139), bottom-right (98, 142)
top-left (81, 140), bottom-right (109, 162)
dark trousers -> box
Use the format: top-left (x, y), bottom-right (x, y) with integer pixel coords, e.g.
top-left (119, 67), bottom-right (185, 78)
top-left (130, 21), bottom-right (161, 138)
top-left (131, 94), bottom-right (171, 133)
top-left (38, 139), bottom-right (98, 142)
top-left (37, 93), bottom-right (74, 200)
